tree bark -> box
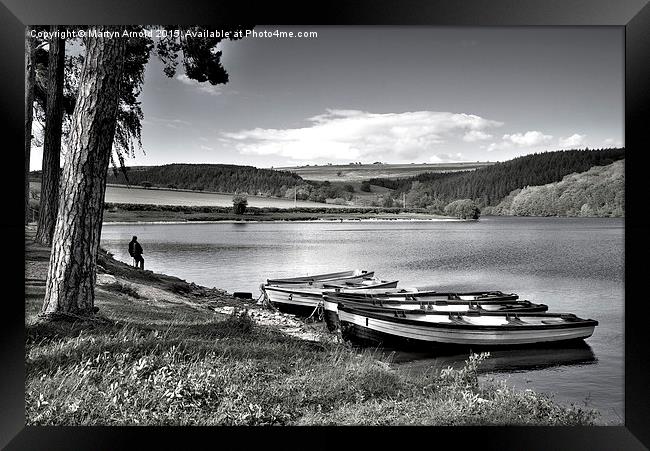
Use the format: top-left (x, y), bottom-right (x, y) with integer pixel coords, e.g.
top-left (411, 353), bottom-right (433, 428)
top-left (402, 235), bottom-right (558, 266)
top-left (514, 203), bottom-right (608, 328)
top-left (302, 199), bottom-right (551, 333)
top-left (25, 27), bottom-right (35, 225)
top-left (42, 28), bottom-right (126, 316)
top-left (35, 27), bottom-right (65, 245)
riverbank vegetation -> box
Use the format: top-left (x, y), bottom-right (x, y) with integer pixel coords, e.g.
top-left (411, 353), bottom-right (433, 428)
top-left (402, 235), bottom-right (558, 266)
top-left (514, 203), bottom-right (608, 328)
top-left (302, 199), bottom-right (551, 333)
top-left (484, 160), bottom-right (624, 217)
top-left (25, 228), bottom-right (599, 426)
top-left (100, 203), bottom-right (453, 222)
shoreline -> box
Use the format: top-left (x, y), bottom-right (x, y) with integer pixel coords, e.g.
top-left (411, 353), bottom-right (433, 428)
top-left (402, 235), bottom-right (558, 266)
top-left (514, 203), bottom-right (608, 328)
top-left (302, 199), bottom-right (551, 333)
top-left (24, 226), bottom-right (606, 426)
top-left (101, 217), bottom-right (465, 225)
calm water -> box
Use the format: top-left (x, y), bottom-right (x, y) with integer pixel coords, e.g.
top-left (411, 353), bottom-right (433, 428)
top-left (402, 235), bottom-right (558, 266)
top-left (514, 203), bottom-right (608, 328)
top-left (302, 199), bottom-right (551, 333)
top-left (101, 217), bottom-right (624, 424)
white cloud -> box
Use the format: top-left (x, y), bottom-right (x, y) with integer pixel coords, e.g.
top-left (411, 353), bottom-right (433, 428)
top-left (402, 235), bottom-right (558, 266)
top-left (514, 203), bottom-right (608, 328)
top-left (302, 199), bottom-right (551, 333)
top-left (176, 74), bottom-right (223, 96)
top-left (503, 131), bottom-right (553, 147)
top-left (486, 130), bottom-right (553, 152)
top-left (221, 109), bottom-right (503, 162)
top-left (200, 144), bottom-right (214, 151)
top-left (558, 133), bottom-right (587, 149)
top-left (430, 152), bottom-right (465, 163)
top-left (143, 116), bottom-right (192, 129)
top-left (463, 130), bottom-right (492, 142)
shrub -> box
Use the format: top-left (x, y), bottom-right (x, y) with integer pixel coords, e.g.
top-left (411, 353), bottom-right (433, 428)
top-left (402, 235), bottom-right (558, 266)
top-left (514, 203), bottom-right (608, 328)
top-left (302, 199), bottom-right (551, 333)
top-left (232, 194), bottom-right (248, 215)
top-left (444, 199), bottom-right (480, 219)
top-left (360, 181), bottom-right (372, 192)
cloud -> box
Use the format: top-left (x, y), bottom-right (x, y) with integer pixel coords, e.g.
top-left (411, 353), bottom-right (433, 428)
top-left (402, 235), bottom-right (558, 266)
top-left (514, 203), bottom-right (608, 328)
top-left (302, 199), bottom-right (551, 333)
top-left (200, 144), bottom-right (214, 151)
top-left (463, 130), bottom-right (492, 142)
top-left (221, 109), bottom-right (503, 162)
top-left (503, 131), bottom-right (553, 147)
top-left (430, 152), bottom-right (465, 163)
top-left (143, 116), bottom-right (192, 129)
top-left (558, 133), bottom-right (587, 149)
top-left (486, 130), bottom-right (553, 152)
top-left (175, 74), bottom-right (223, 96)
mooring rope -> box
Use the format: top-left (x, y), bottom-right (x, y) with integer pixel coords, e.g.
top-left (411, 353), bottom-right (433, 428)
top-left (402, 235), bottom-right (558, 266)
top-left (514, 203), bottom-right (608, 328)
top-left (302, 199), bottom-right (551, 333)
top-left (305, 300), bottom-right (324, 323)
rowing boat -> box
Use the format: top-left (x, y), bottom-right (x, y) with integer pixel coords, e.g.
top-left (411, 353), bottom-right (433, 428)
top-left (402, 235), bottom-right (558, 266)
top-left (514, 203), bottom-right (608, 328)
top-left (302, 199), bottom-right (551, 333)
top-left (322, 289), bottom-right (537, 332)
top-left (336, 303), bottom-right (598, 347)
top-left (266, 269), bottom-right (375, 285)
top-left (261, 277), bottom-right (397, 316)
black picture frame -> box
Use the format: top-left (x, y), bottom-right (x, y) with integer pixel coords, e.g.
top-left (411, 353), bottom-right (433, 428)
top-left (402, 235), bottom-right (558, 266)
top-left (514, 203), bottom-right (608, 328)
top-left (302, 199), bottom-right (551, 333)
top-left (2, 0), bottom-right (648, 449)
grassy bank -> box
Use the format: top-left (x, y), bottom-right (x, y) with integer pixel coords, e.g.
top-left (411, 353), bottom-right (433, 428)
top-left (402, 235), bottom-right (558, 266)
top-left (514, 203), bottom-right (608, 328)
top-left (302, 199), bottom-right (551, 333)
top-left (101, 203), bottom-right (454, 223)
top-left (25, 228), bottom-right (598, 425)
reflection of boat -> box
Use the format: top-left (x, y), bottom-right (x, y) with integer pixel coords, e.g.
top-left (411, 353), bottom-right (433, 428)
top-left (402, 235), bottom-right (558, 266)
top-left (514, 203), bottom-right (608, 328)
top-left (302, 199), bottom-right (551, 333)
top-left (391, 342), bottom-right (597, 375)
top-left (266, 269), bottom-right (374, 285)
top-left (322, 290), bottom-right (541, 333)
top-left (261, 277), bottom-right (397, 316)
top-left (337, 303), bottom-right (598, 347)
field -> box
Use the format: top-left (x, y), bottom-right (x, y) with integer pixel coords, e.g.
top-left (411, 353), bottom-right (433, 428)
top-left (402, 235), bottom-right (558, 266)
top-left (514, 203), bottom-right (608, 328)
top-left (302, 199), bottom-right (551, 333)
top-left (29, 182), bottom-right (354, 209)
top-left (276, 162), bottom-right (494, 182)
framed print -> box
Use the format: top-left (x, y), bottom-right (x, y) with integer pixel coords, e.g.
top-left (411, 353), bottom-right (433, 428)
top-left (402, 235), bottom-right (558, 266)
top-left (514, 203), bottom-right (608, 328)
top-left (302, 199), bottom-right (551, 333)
top-left (3, 0), bottom-right (649, 449)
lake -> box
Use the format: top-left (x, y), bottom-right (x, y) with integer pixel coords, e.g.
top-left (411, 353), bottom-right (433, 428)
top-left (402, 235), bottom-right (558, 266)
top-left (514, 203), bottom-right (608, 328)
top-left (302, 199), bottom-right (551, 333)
top-left (100, 216), bottom-right (624, 424)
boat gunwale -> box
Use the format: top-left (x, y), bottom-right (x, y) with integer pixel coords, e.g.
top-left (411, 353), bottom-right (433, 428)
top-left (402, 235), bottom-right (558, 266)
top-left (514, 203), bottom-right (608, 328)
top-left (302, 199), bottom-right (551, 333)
top-left (337, 304), bottom-right (599, 331)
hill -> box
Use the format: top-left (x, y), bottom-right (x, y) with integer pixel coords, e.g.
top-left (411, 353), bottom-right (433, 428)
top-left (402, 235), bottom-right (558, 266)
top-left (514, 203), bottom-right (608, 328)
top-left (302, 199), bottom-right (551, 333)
top-left (276, 162), bottom-right (494, 182)
top-left (371, 148), bottom-right (625, 209)
top-left (105, 163), bottom-right (303, 197)
top-left (485, 159), bottom-right (624, 217)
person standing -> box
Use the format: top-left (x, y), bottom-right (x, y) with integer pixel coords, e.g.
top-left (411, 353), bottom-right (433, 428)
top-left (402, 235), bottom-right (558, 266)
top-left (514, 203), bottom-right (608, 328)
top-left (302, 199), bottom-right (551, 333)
top-left (128, 236), bottom-right (144, 270)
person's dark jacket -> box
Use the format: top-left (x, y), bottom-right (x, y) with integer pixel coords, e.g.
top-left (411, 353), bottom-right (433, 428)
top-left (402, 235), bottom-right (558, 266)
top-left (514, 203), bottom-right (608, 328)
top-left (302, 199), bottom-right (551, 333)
top-left (129, 241), bottom-right (143, 257)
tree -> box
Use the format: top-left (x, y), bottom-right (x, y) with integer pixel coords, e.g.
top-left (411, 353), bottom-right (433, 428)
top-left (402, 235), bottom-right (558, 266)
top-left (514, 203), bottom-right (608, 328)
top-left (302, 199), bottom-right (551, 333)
top-left (25, 27), bottom-right (36, 224)
top-left (35, 26), bottom-right (65, 245)
top-left (41, 25), bottom-right (251, 317)
top-left (41, 28), bottom-right (128, 316)
top-left (360, 180), bottom-right (372, 192)
top-left (232, 193), bottom-right (248, 215)
top-left (444, 199), bottom-right (480, 220)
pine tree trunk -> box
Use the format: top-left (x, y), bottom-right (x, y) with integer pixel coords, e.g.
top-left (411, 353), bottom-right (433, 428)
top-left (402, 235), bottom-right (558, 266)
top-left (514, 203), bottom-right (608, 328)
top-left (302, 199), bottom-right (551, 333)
top-left (41, 29), bottom-right (126, 316)
top-left (25, 27), bottom-right (35, 225)
top-left (35, 27), bottom-right (65, 246)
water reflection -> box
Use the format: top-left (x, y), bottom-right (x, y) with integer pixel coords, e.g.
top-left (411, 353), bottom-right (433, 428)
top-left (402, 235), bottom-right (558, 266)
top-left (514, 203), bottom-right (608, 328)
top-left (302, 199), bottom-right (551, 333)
top-left (389, 341), bottom-right (597, 375)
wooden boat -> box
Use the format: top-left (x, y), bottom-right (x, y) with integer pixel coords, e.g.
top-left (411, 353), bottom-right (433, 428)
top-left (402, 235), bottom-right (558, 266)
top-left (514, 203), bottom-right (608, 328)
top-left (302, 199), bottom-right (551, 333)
top-left (322, 289), bottom-right (535, 333)
top-left (266, 269), bottom-right (374, 285)
top-left (261, 277), bottom-right (397, 316)
top-left (336, 303), bottom-right (598, 347)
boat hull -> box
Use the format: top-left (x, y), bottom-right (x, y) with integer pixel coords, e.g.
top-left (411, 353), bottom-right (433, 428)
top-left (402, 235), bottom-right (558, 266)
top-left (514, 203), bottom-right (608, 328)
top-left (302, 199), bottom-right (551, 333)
top-left (338, 307), bottom-right (597, 348)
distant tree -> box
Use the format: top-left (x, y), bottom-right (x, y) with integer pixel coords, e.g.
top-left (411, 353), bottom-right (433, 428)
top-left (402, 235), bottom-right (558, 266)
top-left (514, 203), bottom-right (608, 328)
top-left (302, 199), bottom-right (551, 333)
top-left (233, 193), bottom-right (248, 214)
top-left (360, 180), bottom-right (372, 192)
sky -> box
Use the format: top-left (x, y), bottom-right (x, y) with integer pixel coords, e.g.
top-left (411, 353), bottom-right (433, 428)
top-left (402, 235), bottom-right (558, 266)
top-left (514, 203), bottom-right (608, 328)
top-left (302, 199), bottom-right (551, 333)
top-left (29, 26), bottom-right (624, 170)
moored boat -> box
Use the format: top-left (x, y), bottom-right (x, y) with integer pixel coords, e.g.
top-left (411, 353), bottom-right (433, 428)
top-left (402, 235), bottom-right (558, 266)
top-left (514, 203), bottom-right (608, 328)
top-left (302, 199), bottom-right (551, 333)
top-left (322, 289), bottom-right (536, 332)
top-left (266, 269), bottom-right (375, 285)
top-left (261, 277), bottom-right (397, 316)
top-left (336, 303), bottom-right (598, 347)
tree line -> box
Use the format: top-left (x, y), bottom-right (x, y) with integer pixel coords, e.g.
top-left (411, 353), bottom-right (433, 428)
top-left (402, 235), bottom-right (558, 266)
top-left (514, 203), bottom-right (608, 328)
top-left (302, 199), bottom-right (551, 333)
top-left (485, 159), bottom-right (624, 217)
top-left (368, 148), bottom-right (625, 209)
top-left (106, 163), bottom-right (303, 196)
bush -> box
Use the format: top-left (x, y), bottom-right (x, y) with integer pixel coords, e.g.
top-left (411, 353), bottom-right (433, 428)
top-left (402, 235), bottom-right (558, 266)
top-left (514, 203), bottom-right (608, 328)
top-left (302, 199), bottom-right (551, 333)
top-left (360, 181), bottom-right (372, 192)
top-left (232, 194), bottom-right (248, 215)
top-left (444, 199), bottom-right (480, 219)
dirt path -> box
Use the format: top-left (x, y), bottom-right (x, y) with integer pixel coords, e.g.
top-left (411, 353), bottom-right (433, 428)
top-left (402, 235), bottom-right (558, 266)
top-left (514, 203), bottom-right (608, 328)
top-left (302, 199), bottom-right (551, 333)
top-left (25, 225), bottom-right (331, 342)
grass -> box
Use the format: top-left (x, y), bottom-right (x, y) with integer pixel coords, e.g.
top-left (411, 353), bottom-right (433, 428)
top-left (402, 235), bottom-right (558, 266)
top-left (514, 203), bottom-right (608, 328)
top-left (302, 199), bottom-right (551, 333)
top-left (25, 228), bottom-right (599, 426)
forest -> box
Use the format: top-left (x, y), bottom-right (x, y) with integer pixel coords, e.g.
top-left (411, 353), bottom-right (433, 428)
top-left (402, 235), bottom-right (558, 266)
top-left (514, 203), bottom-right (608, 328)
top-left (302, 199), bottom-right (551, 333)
top-left (105, 163), bottom-right (303, 196)
top-left (484, 159), bottom-right (624, 217)
top-left (369, 148), bottom-right (625, 209)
